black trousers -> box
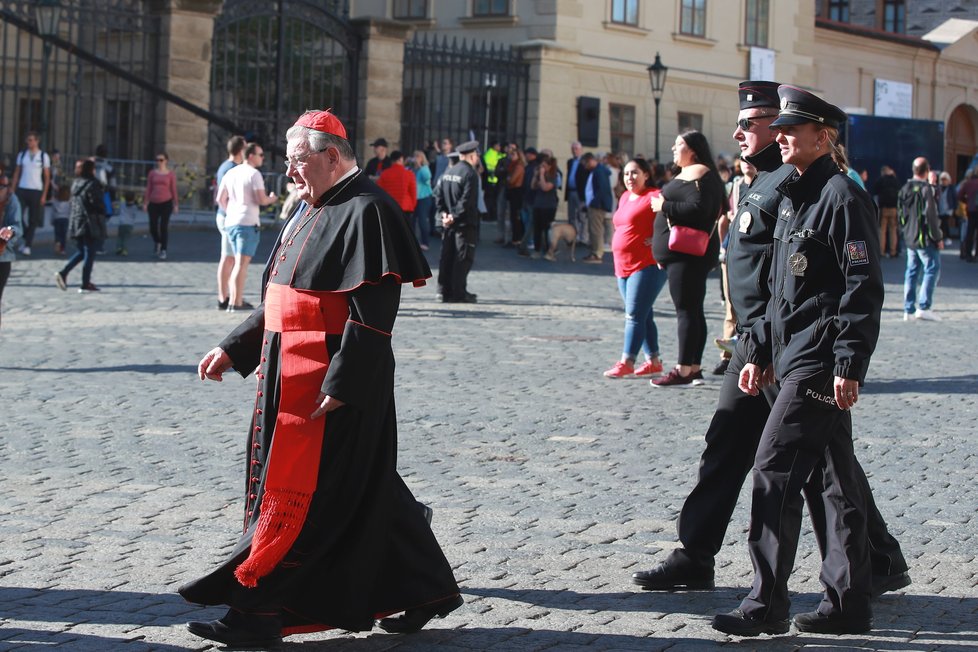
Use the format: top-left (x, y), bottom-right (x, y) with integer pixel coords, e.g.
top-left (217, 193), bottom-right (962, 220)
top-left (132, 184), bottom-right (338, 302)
top-left (16, 188), bottom-right (44, 246)
top-left (0, 261), bottom-right (10, 329)
top-left (506, 188), bottom-right (524, 243)
top-left (148, 200), bottom-right (173, 251)
top-left (437, 223), bottom-right (477, 299)
top-left (665, 257), bottom-right (712, 365)
top-left (676, 346), bottom-right (907, 578)
top-left (739, 368), bottom-right (872, 622)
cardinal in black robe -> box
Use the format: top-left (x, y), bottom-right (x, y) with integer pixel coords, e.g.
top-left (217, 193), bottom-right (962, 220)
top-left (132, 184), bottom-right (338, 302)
top-left (179, 110), bottom-right (462, 648)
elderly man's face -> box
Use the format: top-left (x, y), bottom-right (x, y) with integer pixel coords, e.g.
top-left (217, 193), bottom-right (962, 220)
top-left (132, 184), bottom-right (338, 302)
top-left (286, 138), bottom-right (340, 203)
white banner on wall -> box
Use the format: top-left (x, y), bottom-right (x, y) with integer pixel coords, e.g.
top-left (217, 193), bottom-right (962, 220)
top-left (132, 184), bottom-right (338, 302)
top-left (874, 79), bottom-right (913, 118)
top-left (749, 47), bottom-right (775, 81)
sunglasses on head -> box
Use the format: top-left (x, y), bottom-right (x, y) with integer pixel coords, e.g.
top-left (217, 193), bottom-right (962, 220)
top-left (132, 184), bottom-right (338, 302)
top-left (737, 114), bottom-right (778, 131)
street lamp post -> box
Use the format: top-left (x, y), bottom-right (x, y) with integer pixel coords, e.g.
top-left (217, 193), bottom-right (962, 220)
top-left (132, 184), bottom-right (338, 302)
top-left (483, 73), bottom-right (497, 152)
top-left (35, 0), bottom-right (62, 140)
top-left (647, 52), bottom-right (668, 162)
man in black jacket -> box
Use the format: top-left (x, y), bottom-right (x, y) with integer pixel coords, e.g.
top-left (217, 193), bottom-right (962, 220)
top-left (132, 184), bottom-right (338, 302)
top-left (873, 165), bottom-right (902, 257)
top-left (632, 81), bottom-right (909, 609)
top-left (565, 141), bottom-right (588, 245)
top-left (435, 140), bottom-right (481, 303)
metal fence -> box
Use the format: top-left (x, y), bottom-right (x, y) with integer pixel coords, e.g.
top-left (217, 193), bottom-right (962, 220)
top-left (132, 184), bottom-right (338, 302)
top-left (209, 0), bottom-right (360, 172)
top-left (0, 1), bottom-right (160, 168)
top-left (401, 33), bottom-right (530, 154)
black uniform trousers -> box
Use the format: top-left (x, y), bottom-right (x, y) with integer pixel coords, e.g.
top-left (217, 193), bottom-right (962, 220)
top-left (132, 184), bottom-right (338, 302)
top-left (739, 368), bottom-right (872, 622)
top-left (438, 223), bottom-right (477, 299)
top-left (676, 345), bottom-right (908, 580)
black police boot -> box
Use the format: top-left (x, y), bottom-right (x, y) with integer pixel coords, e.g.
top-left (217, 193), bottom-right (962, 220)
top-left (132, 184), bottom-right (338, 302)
top-left (631, 549), bottom-right (715, 590)
top-left (712, 609), bottom-right (790, 636)
top-left (793, 610), bottom-right (872, 634)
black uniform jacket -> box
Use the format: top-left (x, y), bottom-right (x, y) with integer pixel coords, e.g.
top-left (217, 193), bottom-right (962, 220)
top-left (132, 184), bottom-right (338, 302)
top-left (744, 154), bottom-right (883, 384)
top-left (434, 160), bottom-right (480, 226)
top-left (728, 143), bottom-right (795, 334)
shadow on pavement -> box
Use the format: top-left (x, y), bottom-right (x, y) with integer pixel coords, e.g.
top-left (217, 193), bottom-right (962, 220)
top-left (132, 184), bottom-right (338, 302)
top-left (3, 364), bottom-right (190, 374)
top-left (866, 373), bottom-right (978, 395)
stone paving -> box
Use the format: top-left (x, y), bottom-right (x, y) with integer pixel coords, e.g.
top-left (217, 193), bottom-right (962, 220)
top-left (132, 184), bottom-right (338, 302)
top-left (1, 219), bottom-right (976, 651)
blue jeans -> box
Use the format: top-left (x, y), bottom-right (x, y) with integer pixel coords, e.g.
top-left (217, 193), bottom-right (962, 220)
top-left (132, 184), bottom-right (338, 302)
top-left (62, 235), bottom-right (98, 286)
top-left (617, 264), bottom-right (667, 359)
top-left (414, 196), bottom-right (432, 246)
top-left (904, 245), bottom-right (940, 312)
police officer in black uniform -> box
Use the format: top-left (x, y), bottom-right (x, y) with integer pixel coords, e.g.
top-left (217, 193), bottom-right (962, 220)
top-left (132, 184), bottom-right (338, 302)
top-left (435, 140), bottom-right (481, 303)
top-left (712, 86), bottom-right (886, 637)
top-left (632, 82), bottom-right (909, 599)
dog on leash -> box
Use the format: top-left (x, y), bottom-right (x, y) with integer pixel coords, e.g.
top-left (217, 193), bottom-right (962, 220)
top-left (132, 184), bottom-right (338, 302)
top-left (545, 221), bottom-right (578, 262)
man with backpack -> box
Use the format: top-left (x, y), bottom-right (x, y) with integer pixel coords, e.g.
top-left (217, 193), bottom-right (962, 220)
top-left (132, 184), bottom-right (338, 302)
top-left (899, 157), bottom-right (943, 322)
top-left (9, 131), bottom-right (51, 256)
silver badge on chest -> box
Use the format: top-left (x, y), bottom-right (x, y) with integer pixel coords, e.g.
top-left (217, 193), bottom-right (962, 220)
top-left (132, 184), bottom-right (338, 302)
top-left (788, 253), bottom-right (808, 276)
top-left (738, 211), bottom-right (752, 234)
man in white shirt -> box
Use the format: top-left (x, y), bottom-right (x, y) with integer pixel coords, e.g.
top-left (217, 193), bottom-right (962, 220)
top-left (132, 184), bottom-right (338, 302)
top-left (217, 143), bottom-right (276, 311)
top-left (10, 131), bottom-right (51, 255)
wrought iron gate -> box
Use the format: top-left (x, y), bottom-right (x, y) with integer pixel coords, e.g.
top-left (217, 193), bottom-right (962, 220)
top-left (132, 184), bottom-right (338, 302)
top-left (401, 34), bottom-right (529, 154)
top-left (0, 1), bottom-right (160, 169)
top-left (209, 0), bottom-right (360, 170)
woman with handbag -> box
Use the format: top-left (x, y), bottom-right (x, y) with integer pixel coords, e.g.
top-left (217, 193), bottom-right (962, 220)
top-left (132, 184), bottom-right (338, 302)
top-left (649, 131), bottom-right (725, 387)
top-left (55, 159), bottom-right (106, 293)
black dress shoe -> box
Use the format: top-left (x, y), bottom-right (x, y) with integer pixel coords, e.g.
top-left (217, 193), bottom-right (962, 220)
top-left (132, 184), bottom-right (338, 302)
top-left (378, 594), bottom-right (463, 634)
top-left (187, 612), bottom-right (282, 648)
top-left (872, 570), bottom-right (911, 598)
top-left (792, 610), bottom-right (872, 634)
top-left (712, 609), bottom-right (789, 637)
top-left (631, 551), bottom-right (714, 591)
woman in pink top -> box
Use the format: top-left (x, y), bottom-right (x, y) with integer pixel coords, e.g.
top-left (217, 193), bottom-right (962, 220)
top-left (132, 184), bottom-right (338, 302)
top-left (603, 158), bottom-right (667, 378)
top-left (143, 151), bottom-right (179, 259)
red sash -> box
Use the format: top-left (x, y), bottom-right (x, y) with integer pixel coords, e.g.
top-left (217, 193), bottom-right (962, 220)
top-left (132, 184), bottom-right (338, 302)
top-left (234, 283), bottom-right (347, 588)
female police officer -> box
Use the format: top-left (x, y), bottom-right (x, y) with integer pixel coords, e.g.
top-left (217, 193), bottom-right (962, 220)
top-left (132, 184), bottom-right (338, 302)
top-left (712, 86), bottom-right (884, 637)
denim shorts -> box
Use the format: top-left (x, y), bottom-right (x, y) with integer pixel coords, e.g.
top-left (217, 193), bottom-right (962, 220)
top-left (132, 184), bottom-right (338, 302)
top-left (226, 224), bottom-right (261, 257)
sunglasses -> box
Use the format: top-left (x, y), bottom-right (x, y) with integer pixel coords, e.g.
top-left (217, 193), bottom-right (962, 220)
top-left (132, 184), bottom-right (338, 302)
top-left (737, 115), bottom-right (778, 131)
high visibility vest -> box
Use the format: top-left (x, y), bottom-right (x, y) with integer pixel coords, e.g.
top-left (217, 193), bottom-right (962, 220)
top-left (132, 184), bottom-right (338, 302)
top-left (484, 149), bottom-right (504, 185)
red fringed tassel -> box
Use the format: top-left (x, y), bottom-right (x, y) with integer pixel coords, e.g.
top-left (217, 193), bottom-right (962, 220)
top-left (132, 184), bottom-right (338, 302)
top-left (235, 488), bottom-right (314, 588)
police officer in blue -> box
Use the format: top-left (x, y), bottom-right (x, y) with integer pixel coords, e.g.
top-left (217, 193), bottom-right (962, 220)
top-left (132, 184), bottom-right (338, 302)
top-left (633, 82), bottom-right (909, 604)
top-left (712, 85), bottom-right (888, 637)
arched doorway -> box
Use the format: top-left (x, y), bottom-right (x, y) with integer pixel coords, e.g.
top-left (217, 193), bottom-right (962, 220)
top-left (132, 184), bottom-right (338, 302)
top-left (946, 103), bottom-right (978, 182)
top-left (209, 0), bottom-right (360, 170)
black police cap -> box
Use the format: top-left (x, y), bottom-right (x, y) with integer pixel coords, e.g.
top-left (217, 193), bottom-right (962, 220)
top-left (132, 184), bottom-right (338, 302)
top-left (770, 85), bottom-right (847, 129)
top-left (738, 81), bottom-right (780, 110)
top-left (455, 140), bottom-right (479, 155)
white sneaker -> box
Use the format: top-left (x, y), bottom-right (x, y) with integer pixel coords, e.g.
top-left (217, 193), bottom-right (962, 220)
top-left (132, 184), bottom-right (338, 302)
top-left (914, 308), bottom-right (941, 321)
top-left (903, 312), bottom-right (913, 321)
top-left (19, 245), bottom-right (31, 256)
top-left (159, 250), bottom-right (167, 260)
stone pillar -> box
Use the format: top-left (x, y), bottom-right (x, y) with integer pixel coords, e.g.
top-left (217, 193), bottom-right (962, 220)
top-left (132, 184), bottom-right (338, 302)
top-left (515, 41), bottom-right (578, 151)
top-left (349, 18), bottom-right (412, 161)
top-left (149, 0), bottom-right (221, 205)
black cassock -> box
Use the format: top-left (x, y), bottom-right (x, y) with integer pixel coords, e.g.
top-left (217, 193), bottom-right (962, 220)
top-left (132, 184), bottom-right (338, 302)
top-left (179, 171), bottom-right (460, 634)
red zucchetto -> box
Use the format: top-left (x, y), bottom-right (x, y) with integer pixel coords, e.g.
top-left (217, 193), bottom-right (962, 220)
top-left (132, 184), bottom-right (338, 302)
top-left (293, 109), bottom-right (348, 139)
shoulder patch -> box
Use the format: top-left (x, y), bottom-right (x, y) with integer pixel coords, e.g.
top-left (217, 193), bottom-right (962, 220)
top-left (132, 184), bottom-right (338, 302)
top-left (846, 240), bottom-right (869, 266)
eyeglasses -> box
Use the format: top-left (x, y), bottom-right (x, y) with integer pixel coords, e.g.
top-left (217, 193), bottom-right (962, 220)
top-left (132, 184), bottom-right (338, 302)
top-left (0, 184), bottom-right (8, 189)
top-left (284, 149), bottom-right (324, 170)
top-left (156, 157), bottom-right (166, 162)
top-left (737, 115), bottom-right (778, 131)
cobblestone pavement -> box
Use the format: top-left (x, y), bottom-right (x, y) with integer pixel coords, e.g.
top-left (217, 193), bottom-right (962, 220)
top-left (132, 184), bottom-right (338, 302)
top-left (1, 221), bottom-right (976, 651)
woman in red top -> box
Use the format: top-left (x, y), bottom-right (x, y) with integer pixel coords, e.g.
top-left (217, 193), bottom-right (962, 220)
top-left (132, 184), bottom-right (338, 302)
top-left (603, 158), bottom-right (667, 378)
top-left (143, 152), bottom-right (179, 259)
